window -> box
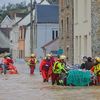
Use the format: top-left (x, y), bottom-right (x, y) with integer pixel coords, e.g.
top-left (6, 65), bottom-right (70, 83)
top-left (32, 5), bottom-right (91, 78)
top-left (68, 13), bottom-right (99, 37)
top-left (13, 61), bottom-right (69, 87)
top-left (84, 35), bottom-right (87, 56)
top-left (67, 17), bottom-right (69, 33)
top-left (21, 30), bottom-right (23, 39)
top-left (61, 0), bottom-right (64, 7)
top-left (19, 26), bottom-right (25, 40)
top-left (61, 20), bottom-right (63, 34)
top-left (75, 36), bottom-right (78, 62)
top-left (66, 46), bottom-right (69, 61)
top-left (66, 0), bottom-right (70, 8)
top-left (52, 30), bottom-right (59, 40)
top-left (56, 31), bottom-right (58, 38)
top-left (19, 50), bottom-right (24, 58)
top-left (52, 30), bottom-right (55, 40)
top-left (79, 36), bottom-right (81, 63)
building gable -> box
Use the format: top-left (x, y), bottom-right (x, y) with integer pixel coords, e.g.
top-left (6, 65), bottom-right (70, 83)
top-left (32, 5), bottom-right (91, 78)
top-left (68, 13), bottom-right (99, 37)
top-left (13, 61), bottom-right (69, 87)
top-left (0, 15), bottom-right (13, 28)
top-left (40, 0), bottom-right (50, 5)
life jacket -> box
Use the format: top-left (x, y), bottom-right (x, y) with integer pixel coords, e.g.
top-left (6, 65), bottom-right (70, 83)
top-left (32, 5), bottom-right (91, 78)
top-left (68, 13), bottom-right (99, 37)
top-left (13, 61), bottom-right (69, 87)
top-left (2, 58), bottom-right (9, 65)
top-left (28, 58), bottom-right (35, 66)
top-left (53, 61), bottom-right (65, 74)
top-left (94, 63), bottom-right (100, 76)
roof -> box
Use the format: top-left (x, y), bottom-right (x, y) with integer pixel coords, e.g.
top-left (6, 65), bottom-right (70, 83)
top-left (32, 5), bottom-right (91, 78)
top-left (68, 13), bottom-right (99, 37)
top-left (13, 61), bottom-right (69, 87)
top-left (13, 2), bottom-right (58, 26)
top-left (36, 4), bottom-right (59, 23)
top-left (41, 38), bottom-right (59, 49)
top-left (0, 15), bottom-right (13, 25)
top-left (40, 0), bottom-right (50, 5)
top-left (0, 30), bottom-right (10, 48)
top-left (0, 28), bottom-right (12, 38)
top-left (8, 11), bottom-right (27, 19)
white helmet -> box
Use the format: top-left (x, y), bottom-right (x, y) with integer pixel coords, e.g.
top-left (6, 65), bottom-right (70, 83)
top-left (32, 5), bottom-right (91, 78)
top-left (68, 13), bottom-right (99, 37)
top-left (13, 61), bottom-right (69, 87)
top-left (31, 53), bottom-right (36, 57)
top-left (46, 54), bottom-right (51, 57)
top-left (95, 57), bottom-right (100, 62)
top-left (60, 55), bottom-right (66, 60)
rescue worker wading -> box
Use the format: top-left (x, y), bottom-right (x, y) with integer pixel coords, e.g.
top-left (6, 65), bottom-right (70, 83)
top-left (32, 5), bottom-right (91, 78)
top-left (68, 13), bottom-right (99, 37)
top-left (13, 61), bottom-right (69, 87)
top-left (40, 54), bottom-right (52, 82)
top-left (1, 56), bottom-right (9, 75)
top-left (91, 57), bottom-right (100, 84)
top-left (52, 55), bottom-right (66, 85)
top-left (28, 54), bottom-right (37, 75)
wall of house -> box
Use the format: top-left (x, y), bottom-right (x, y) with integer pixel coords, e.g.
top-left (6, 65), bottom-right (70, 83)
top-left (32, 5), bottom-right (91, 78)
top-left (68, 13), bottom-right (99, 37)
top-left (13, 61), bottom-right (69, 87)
top-left (25, 26), bottom-right (31, 57)
top-left (59, 0), bottom-right (74, 64)
top-left (91, 0), bottom-right (100, 57)
top-left (10, 25), bottom-right (19, 59)
top-left (74, 0), bottom-right (92, 64)
top-left (36, 23), bottom-right (59, 58)
top-left (18, 10), bottom-right (35, 26)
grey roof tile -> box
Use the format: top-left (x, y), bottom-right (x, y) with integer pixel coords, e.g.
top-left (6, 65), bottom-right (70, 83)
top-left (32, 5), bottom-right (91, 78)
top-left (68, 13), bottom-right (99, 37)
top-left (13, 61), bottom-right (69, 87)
top-left (36, 4), bottom-right (59, 23)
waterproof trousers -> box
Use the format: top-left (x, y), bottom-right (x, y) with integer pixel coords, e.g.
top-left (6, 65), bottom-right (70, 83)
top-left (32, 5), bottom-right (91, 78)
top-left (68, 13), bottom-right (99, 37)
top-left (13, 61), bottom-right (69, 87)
top-left (41, 70), bottom-right (49, 82)
top-left (52, 73), bottom-right (60, 85)
top-left (96, 76), bottom-right (100, 85)
top-left (30, 66), bottom-right (35, 75)
top-left (2, 64), bottom-right (8, 74)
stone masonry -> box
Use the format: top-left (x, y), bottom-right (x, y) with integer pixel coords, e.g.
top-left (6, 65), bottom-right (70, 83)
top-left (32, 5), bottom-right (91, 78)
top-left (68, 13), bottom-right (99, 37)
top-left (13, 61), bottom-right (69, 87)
top-left (59, 0), bottom-right (74, 64)
top-left (91, 0), bottom-right (100, 57)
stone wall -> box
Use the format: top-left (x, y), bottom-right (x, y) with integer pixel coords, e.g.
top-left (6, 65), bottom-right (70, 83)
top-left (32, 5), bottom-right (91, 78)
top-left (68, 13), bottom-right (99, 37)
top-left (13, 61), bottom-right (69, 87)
top-left (91, 0), bottom-right (100, 57)
top-left (59, 0), bottom-right (74, 64)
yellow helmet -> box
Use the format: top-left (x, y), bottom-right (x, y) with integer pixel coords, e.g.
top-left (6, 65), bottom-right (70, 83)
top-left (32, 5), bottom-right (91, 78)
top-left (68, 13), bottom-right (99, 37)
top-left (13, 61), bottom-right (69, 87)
top-left (95, 57), bottom-right (100, 62)
top-left (60, 55), bottom-right (66, 60)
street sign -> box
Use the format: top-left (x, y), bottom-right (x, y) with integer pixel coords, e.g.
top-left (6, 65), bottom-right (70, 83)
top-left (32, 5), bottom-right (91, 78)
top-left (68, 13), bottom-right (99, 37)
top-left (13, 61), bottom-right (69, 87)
top-left (57, 49), bottom-right (64, 55)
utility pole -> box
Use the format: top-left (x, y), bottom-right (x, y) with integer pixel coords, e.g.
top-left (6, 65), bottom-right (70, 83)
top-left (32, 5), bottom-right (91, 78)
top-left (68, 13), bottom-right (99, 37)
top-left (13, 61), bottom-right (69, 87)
top-left (30, 0), bottom-right (33, 54)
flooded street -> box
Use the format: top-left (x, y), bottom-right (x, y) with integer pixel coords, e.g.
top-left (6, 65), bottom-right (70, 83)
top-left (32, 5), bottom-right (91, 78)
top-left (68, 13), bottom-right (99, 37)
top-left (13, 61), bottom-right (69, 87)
top-left (0, 60), bottom-right (100, 100)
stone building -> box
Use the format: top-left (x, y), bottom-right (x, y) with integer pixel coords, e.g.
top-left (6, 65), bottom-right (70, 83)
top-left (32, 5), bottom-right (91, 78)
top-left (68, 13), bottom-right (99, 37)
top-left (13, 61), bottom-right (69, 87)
top-left (59, 0), bottom-right (92, 64)
top-left (59, 0), bottom-right (74, 64)
top-left (91, 0), bottom-right (100, 57)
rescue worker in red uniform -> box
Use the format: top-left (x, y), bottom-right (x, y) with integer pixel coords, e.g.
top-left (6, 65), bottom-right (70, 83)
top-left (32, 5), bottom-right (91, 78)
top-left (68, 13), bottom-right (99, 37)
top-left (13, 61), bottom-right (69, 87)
top-left (48, 53), bottom-right (55, 79)
top-left (40, 54), bottom-right (52, 82)
top-left (7, 57), bottom-right (18, 74)
top-left (1, 56), bottom-right (9, 75)
top-left (28, 54), bottom-right (37, 75)
top-left (7, 57), bottom-right (13, 65)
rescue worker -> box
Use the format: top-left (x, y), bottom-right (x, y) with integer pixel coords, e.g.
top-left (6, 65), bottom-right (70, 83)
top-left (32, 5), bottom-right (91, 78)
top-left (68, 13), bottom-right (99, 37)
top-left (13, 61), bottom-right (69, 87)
top-left (52, 55), bottom-right (67, 85)
top-left (7, 57), bottom-right (13, 65)
top-left (48, 53), bottom-right (55, 79)
top-left (40, 54), bottom-right (52, 82)
top-left (7, 57), bottom-right (18, 74)
top-left (1, 56), bottom-right (9, 75)
top-left (85, 57), bottom-right (94, 70)
top-left (91, 57), bottom-right (100, 84)
top-left (80, 56), bottom-right (88, 69)
top-left (28, 54), bottom-right (37, 75)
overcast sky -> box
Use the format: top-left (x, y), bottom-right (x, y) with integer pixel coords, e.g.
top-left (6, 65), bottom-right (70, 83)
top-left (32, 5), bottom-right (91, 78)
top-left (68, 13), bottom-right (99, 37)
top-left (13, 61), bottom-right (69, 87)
top-left (0, 0), bottom-right (41, 7)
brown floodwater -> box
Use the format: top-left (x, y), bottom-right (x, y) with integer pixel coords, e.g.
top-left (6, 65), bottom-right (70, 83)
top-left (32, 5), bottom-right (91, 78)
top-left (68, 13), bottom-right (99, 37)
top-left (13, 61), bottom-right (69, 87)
top-left (0, 61), bottom-right (100, 100)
